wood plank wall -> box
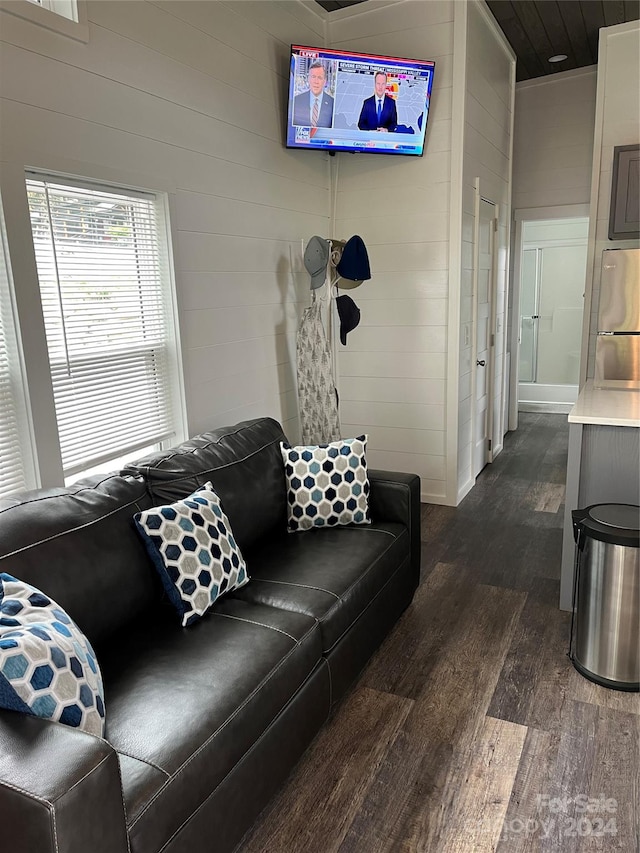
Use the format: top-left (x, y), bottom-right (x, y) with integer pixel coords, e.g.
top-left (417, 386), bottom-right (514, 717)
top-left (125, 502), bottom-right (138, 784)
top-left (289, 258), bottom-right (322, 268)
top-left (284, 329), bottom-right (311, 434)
top-left (328, 0), bottom-right (456, 504)
top-left (459, 2), bottom-right (514, 496)
top-left (0, 0), bottom-right (331, 450)
top-left (512, 68), bottom-right (597, 212)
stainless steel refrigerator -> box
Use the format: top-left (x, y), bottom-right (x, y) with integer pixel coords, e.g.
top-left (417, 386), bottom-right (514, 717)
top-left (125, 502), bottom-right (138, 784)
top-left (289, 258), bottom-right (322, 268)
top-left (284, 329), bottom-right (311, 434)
top-left (595, 248), bottom-right (640, 388)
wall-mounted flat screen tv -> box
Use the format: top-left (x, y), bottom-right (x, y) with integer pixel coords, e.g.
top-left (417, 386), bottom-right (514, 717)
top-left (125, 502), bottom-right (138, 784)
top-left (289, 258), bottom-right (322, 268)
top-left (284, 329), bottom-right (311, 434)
top-left (286, 45), bottom-right (435, 156)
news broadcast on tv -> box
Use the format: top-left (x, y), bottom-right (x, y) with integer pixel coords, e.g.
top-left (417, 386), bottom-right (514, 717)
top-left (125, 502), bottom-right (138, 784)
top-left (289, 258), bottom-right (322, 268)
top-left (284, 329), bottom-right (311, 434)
top-left (286, 45), bottom-right (435, 157)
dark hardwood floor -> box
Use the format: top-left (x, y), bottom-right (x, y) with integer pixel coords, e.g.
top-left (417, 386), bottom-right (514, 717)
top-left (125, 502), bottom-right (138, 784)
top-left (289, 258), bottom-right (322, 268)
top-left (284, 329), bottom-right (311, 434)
top-left (241, 413), bottom-right (639, 852)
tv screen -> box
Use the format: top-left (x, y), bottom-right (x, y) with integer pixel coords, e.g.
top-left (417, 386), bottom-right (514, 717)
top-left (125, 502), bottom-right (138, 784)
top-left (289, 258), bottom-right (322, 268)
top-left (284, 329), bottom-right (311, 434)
top-left (286, 45), bottom-right (435, 156)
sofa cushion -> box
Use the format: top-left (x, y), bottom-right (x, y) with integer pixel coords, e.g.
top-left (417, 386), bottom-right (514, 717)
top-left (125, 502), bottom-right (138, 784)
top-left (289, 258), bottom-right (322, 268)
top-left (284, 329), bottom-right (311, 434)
top-left (233, 522), bottom-right (410, 654)
top-left (124, 418), bottom-right (289, 556)
top-left (101, 597), bottom-right (324, 853)
top-left (281, 436), bottom-right (371, 532)
top-left (134, 483), bottom-right (249, 626)
top-left (0, 475), bottom-right (157, 650)
top-left (0, 573), bottom-right (105, 736)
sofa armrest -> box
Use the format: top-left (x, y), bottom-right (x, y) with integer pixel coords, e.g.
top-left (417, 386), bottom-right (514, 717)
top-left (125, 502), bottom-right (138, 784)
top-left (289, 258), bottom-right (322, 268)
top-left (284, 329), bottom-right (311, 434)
top-left (368, 470), bottom-right (421, 587)
top-left (0, 709), bottom-right (129, 853)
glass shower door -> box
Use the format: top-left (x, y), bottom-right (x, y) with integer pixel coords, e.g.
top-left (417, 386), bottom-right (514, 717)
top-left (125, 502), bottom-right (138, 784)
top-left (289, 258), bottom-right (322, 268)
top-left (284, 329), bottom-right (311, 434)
top-left (518, 248), bottom-right (539, 383)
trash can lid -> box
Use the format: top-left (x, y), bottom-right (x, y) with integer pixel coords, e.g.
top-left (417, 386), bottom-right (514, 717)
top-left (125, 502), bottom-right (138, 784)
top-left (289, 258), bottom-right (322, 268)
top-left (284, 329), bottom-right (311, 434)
top-left (575, 503), bottom-right (640, 547)
top-left (589, 503), bottom-right (639, 531)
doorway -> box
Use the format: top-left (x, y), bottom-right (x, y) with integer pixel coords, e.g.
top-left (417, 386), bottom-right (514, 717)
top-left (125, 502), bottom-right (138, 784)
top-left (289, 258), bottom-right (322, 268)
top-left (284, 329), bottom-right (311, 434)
top-left (513, 213), bottom-right (588, 415)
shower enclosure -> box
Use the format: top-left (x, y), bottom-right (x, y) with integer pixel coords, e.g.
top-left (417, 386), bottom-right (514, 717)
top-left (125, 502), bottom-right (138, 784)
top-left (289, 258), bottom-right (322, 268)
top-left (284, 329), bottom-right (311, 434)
top-left (517, 217), bottom-right (588, 410)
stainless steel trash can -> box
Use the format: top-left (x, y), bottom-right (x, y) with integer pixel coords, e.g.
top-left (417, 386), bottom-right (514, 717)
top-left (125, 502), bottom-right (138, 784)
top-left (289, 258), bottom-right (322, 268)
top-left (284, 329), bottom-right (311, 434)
top-left (570, 503), bottom-right (639, 691)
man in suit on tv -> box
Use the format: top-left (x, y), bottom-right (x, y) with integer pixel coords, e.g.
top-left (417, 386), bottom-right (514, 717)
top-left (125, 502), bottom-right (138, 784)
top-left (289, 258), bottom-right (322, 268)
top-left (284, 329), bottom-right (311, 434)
top-left (292, 62), bottom-right (334, 128)
top-left (358, 71), bottom-right (398, 132)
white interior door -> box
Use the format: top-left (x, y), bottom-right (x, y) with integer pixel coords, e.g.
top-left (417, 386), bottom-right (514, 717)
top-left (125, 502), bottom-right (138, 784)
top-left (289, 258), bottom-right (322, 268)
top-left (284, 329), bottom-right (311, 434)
top-left (473, 199), bottom-right (496, 479)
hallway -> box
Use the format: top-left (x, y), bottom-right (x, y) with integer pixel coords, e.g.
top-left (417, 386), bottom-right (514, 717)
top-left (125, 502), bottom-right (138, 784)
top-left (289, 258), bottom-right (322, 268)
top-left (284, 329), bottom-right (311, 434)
top-left (241, 413), bottom-right (639, 852)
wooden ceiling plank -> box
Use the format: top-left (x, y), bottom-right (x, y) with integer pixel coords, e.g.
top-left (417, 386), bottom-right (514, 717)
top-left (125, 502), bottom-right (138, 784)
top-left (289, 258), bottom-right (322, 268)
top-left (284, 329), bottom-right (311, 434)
top-left (484, 0), bottom-right (519, 25)
top-left (623, 1), bottom-right (640, 21)
top-left (602, 0), bottom-right (626, 26)
top-left (580, 0), bottom-right (606, 61)
top-left (486, 0), bottom-right (548, 79)
top-left (557, 0), bottom-right (596, 66)
top-left (533, 0), bottom-right (579, 69)
top-left (511, 0), bottom-right (556, 55)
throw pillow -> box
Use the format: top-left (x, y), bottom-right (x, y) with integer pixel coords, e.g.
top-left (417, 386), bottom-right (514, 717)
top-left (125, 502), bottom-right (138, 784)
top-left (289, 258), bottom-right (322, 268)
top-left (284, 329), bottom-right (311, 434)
top-left (281, 435), bottom-right (371, 532)
top-left (134, 482), bottom-right (249, 627)
top-left (0, 573), bottom-right (105, 736)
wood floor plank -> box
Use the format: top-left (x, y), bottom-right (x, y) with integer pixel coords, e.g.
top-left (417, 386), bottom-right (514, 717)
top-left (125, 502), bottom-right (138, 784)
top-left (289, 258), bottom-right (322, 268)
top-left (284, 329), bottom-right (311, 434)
top-left (433, 716), bottom-right (528, 852)
top-left (239, 686), bottom-right (413, 853)
top-left (337, 583), bottom-right (527, 853)
top-left (488, 579), bottom-right (563, 726)
top-left (404, 583), bottom-right (527, 744)
top-left (495, 705), bottom-right (638, 852)
top-left (528, 482), bottom-right (565, 513)
top-left (541, 700), bottom-right (599, 852)
top-left (359, 562), bottom-right (477, 700)
top-left (388, 585), bottom-right (527, 851)
top-left (336, 731), bottom-right (453, 853)
top-left (586, 704), bottom-right (639, 851)
top-left (495, 726), bottom-right (562, 852)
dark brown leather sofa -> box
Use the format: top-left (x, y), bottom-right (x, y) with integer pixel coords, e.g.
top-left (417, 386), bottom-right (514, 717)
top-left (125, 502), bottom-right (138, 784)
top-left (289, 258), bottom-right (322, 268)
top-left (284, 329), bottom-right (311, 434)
top-left (0, 417), bottom-right (420, 853)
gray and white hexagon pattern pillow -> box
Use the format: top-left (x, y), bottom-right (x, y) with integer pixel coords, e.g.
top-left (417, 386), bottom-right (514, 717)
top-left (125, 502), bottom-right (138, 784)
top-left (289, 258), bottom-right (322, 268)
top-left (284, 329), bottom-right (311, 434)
top-left (0, 573), bottom-right (105, 736)
top-left (281, 435), bottom-right (371, 532)
top-left (134, 482), bottom-right (249, 627)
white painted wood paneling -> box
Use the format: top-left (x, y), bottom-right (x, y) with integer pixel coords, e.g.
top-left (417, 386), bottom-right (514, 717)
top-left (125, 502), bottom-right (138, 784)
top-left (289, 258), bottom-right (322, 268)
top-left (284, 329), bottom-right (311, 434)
top-left (345, 423), bottom-right (445, 457)
top-left (347, 325), bottom-right (447, 353)
top-left (512, 67), bottom-right (597, 212)
top-left (327, 0), bottom-right (455, 504)
top-left (458, 1), bottom-right (514, 500)
top-left (0, 0), bottom-right (517, 509)
top-left (340, 375), bottom-right (446, 405)
top-left (339, 350), bottom-right (446, 379)
top-left (340, 399), bottom-right (444, 431)
top-left (0, 0), bottom-right (331, 461)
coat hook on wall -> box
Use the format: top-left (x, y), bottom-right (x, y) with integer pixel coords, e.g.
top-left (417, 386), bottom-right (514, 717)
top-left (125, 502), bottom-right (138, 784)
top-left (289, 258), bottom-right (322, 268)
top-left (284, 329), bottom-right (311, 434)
top-left (328, 238), bottom-right (346, 289)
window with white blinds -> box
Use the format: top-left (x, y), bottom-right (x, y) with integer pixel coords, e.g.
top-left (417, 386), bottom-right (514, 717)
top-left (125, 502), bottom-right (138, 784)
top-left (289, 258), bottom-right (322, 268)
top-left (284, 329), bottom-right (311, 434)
top-left (26, 176), bottom-right (181, 479)
top-left (0, 208), bottom-right (32, 498)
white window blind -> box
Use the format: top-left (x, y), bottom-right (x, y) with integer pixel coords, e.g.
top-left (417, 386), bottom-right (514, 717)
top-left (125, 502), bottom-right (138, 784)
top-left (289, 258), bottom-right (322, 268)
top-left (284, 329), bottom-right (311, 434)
top-left (0, 210), bottom-right (31, 497)
top-left (26, 0), bottom-right (77, 22)
top-left (26, 176), bottom-right (179, 478)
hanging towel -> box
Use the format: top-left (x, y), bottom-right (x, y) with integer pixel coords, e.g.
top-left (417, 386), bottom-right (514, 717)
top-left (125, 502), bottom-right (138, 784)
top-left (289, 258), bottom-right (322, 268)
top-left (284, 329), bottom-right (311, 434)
top-left (296, 298), bottom-right (341, 445)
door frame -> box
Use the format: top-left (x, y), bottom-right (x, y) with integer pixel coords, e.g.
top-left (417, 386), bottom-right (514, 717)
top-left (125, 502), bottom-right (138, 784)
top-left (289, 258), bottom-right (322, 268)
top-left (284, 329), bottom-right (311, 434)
top-left (508, 204), bottom-right (590, 431)
top-left (471, 182), bottom-right (499, 476)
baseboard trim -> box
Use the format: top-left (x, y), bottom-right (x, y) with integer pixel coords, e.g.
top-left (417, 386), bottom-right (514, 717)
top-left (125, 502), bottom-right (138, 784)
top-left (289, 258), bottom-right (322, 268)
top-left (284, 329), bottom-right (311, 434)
top-left (518, 402), bottom-right (573, 414)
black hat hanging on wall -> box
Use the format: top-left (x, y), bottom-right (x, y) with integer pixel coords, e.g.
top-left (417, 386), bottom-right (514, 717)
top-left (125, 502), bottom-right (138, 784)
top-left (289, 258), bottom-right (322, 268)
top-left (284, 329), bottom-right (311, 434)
top-left (336, 294), bottom-right (361, 345)
top-left (335, 235), bottom-right (371, 290)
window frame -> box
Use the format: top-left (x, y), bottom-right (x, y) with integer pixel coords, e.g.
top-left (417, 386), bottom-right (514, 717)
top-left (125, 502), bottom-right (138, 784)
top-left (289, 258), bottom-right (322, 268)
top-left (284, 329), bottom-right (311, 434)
top-left (0, 0), bottom-right (88, 43)
top-left (22, 170), bottom-right (187, 486)
top-left (0, 196), bottom-right (38, 496)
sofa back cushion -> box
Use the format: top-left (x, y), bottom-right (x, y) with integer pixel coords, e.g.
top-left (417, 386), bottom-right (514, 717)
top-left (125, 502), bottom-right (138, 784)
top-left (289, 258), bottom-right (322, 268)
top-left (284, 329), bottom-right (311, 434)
top-left (0, 475), bottom-right (158, 650)
top-left (124, 418), bottom-right (288, 554)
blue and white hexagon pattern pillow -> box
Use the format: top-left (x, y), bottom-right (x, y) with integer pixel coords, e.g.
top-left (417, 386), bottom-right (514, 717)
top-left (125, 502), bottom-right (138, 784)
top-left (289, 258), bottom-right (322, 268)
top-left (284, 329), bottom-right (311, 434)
top-left (134, 482), bottom-right (249, 627)
top-left (0, 573), bottom-right (105, 736)
top-left (281, 435), bottom-right (371, 532)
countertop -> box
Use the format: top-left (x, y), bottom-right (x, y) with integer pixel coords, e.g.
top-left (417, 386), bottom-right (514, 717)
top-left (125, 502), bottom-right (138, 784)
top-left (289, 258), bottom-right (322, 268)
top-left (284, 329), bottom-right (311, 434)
top-left (568, 380), bottom-right (640, 427)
